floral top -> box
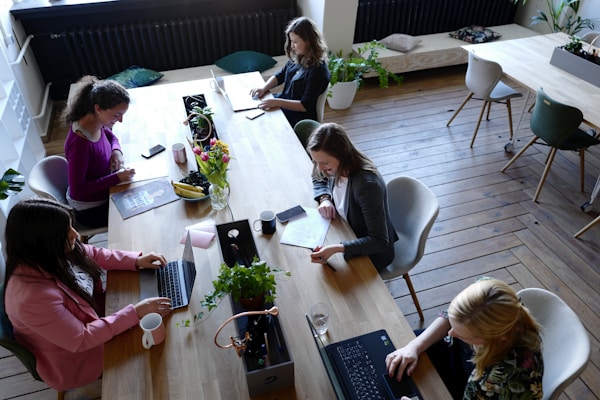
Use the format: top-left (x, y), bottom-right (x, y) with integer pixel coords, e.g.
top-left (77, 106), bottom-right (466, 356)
top-left (463, 347), bottom-right (544, 400)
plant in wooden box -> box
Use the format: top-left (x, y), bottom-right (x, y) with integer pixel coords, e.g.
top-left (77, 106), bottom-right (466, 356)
top-left (327, 41), bottom-right (403, 110)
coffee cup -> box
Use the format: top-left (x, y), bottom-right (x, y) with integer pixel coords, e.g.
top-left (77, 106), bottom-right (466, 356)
top-left (253, 210), bottom-right (276, 235)
top-left (140, 312), bottom-right (165, 349)
top-left (172, 142), bottom-right (187, 164)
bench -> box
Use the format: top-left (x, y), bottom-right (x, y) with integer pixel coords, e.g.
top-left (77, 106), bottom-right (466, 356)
top-left (352, 24), bottom-right (539, 76)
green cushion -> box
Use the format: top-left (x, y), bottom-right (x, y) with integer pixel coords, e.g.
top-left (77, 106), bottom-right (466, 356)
top-left (215, 51), bottom-right (277, 74)
top-left (107, 66), bottom-right (164, 89)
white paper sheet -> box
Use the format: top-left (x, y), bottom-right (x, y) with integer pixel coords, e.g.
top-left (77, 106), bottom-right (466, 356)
top-left (117, 158), bottom-right (169, 185)
top-left (279, 207), bottom-right (330, 249)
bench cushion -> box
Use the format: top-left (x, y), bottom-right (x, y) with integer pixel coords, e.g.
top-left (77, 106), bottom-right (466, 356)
top-left (215, 51), bottom-right (277, 74)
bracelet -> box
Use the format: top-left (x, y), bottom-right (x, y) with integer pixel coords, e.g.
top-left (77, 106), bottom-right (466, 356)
top-left (319, 194), bottom-right (331, 204)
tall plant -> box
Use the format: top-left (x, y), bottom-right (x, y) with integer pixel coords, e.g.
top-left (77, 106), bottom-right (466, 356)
top-left (512, 0), bottom-right (596, 35)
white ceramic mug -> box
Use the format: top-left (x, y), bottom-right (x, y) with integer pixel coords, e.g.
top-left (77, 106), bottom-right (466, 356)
top-left (140, 312), bottom-right (166, 349)
top-left (172, 142), bottom-right (187, 164)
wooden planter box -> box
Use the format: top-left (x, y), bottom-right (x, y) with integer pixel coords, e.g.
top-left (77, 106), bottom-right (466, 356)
top-left (549, 46), bottom-right (600, 87)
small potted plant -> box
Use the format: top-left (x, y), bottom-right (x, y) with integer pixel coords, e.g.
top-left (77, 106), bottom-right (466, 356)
top-left (327, 40), bottom-right (403, 110)
top-left (183, 105), bottom-right (215, 146)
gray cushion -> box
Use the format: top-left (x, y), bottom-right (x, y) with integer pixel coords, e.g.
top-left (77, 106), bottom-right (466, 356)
top-left (380, 34), bottom-right (422, 52)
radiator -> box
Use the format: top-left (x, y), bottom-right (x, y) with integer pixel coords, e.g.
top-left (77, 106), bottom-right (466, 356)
top-left (354, 0), bottom-right (518, 42)
top-left (62, 8), bottom-right (295, 78)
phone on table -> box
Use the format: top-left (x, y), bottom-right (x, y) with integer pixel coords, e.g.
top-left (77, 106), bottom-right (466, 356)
top-left (245, 109), bottom-right (265, 120)
top-left (276, 205), bottom-right (306, 223)
top-left (141, 144), bottom-right (165, 159)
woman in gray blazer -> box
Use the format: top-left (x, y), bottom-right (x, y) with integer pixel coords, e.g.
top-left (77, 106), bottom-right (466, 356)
top-left (307, 123), bottom-right (397, 271)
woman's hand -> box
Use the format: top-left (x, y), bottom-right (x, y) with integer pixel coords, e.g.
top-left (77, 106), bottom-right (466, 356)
top-left (136, 252), bottom-right (167, 270)
top-left (385, 343), bottom-right (420, 381)
top-left (116, 167), bottom-right (136, 183)
top-left (134, 297), bottom-right (172, 319)
top-left (317, 198), bottom-right (336, 219)
top-left (110, 150), bottom-right (125, 172)
top-left (250, 87), bottom-right (269, 99)
top-left (258, 98), bottom-right (279, 111)
top-left (310, 244), bottom-right (343, 264)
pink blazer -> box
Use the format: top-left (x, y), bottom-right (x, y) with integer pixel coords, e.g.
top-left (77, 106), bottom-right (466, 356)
top-left (5, 245), bottom-right (141, 391)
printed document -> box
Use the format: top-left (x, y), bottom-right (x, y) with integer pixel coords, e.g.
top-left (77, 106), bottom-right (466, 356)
top-left (280, 207), bottom-right (330, 249)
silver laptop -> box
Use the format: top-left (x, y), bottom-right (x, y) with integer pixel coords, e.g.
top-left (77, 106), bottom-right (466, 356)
top-left (139, 232), bottom-right (197, 309)
top-left (211, 69), bottom-right (262, 112)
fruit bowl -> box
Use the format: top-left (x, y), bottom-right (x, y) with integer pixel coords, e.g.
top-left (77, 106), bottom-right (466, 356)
top-left (171, 171), bottom-right (210, 201)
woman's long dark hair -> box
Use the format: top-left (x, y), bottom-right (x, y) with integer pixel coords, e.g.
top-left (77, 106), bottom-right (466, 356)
top-left (284, 16), bottom-right (328, 68)
top-left (4, 199), bottom-right (103, 312)
top-left (65, 75), bottom-right (130, 123)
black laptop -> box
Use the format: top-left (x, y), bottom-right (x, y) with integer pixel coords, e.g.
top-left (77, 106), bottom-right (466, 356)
top-left (306, 315), bottom-right (422, 400)
top-left (139, 232), bottom-right (197, 309)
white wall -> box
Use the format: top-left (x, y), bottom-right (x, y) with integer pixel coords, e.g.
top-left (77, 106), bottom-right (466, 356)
top-left (297, 0), bottom-right (358, 54)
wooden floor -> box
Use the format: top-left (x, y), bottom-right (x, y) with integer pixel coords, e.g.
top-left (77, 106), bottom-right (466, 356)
top-left (3, 65), bottom-right (599, 399)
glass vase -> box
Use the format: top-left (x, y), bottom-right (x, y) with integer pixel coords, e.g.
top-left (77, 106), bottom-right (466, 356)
top-left (209, 183), bottom-right (228, 210)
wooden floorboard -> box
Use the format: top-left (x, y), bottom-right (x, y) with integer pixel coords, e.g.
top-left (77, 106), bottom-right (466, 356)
top-left (4, 64), bottom-right (598, 399)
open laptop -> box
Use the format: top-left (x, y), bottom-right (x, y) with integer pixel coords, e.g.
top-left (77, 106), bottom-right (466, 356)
top-left (139, 232), bottom-right (197, 309)
top-left (211, 69), bottom-right (262, 112)
top-left (306, 316), bottom-right (422, 400)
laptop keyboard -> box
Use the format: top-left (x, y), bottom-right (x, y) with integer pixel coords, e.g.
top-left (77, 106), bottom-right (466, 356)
top-left (336, 340), bottom-right (386, 400)
top-left (157, 262), bottom-right (184, 308)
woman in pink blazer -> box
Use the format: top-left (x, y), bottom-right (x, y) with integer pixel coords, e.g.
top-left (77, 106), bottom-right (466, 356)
top-left (3, 199), bottom-right (172, 391)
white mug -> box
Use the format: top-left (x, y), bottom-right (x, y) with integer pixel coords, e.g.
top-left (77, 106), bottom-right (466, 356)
top-left (172, 142), bottom-right (187, 164)
top-left (140, 312), bottom-right (166, 349)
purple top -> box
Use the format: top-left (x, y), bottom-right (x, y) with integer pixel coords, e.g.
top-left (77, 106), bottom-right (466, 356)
top-left (64, 125), bottom-right (122, 202)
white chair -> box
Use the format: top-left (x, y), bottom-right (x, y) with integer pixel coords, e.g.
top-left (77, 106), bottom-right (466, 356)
top-left (27, 155), bottom-right (107, 242)
top-left (315, 83), bottom-right (330, 123)
top-left (380, 176), bottom-right (439, 320)
top-left (582, 31), bottom-right (600, 45)
top-left (447, 52), bottom-right (523, 148)
top-left (517, 288), bottom-right (591, 400)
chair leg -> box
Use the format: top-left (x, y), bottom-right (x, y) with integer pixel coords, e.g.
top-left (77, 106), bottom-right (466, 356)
top-left (533, 147), bottom-right (557, 202)
top-left (470, 101), bottom-right (489, 148)
top-left (404, 273), bottom-right (424, 321)
top-left (485, 101), bottom-right (492, 120)
top-left (501, 135), bottom-right (538, 172)
top-left (574, 214), bottom-right (600, 238)
top-left (505, 99), bottom-right (514, 141)
top-left (57, 391), bottom-right (65, 400)
top-left (447, 92), bottom-right (473, 127)
top-left (580, 149), bottom-right (585, 192)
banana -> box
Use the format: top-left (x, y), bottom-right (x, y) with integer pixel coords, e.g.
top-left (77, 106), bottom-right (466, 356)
top-left (173, 186), bottom-right (206, 199)
top-left (171, 180), bottom-right (204, 193)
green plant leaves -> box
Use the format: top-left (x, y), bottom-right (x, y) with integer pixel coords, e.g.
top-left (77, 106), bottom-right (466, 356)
top-left (1, 168), bottom-right (25, 200)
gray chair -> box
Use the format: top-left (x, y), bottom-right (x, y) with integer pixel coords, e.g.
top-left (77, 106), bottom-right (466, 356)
top-left (501, 88), bottom-right (600, 202)
top-left (380, 176), bottom-right (439, 320)
top-left (0, 283), bottom-right (65, 400)
top-left (293, 119), bottom-right (320, 149)
top-left (517, 288), bottom-right (591, 400)
top-left (27, 155), bottom-right (107, 242)
top-left (316, 83), bottom-right (330, 123)
top-left (447, 52), bottom-right (523, 148)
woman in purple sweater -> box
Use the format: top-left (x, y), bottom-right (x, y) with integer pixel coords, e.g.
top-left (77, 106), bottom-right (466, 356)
top-left (64, 76), bottom-right (136, 228)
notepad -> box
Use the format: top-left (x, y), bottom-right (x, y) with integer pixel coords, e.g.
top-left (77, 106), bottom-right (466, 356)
top-left (279, 207), bottom-right (330, 249)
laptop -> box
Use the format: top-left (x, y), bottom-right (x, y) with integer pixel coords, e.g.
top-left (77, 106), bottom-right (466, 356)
top-left (306, 316), bottom-right (422, 400)
top-left (139, 232), bottom-right (197, 309)
top-left (211, 69), bottom-right (262, 112)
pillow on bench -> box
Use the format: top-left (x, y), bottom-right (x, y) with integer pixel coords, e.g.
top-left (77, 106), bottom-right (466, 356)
top-left (107, 66), bottom-right (164, 88)
top-left (380, 34), bottom-right (422, 52)
top-left (449, 26), bottom-right (501, 44)
top-left (216, 50), bottom-right (277, 74)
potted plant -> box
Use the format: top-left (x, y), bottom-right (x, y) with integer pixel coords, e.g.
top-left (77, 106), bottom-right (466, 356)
top-left (182, 105), bottom-right (215, 147)
top-left (550, 34), bottom-right (600, 86)
top-left (512, 0), bottom-right (596, 35)
top-left (327, 40), bottom-right (403, 110)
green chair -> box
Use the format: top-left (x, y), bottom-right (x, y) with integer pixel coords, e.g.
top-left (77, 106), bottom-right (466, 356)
top-left (501, 88), bottom-right (600, 202)
top-left (0, 282), bottom-right (65, 400)
top-left (293, 119), bottom-right (320, 149)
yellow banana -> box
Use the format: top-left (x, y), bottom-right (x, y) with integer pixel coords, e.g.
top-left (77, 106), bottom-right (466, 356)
top-left (173, 186), bottom-right (206, 199)
top-left (171, 180), bottom-right (204, 193)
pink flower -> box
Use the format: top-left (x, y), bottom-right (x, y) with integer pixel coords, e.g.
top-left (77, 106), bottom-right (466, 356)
top-left (210, 137), bottom-right (217, 146)
top-left (200, 152), bottom-right (209, 162)
top-left (192, 147), bottom-right (202, 155)
top-left (222, 154), bottom-right (230, 163)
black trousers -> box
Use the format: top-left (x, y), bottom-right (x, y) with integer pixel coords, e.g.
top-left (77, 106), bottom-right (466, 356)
top-left (74, 201), bottom-right (109, 229)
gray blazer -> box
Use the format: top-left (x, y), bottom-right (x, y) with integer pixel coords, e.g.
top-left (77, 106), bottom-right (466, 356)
top-left (313, 170), bottom-right (397, 271)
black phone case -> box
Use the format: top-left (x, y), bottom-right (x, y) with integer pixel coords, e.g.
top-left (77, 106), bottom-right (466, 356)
top-left (276, 205), bottom-right (306, 223)
top-left (142, 144), bottom-right (165, 159)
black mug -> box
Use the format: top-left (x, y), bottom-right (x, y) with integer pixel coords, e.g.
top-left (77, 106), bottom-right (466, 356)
top-left (253, 210), bottom-right (276, 235)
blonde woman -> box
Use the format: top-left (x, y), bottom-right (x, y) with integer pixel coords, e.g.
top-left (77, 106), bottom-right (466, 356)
top-left (386, 278), bottom-right (543, 399)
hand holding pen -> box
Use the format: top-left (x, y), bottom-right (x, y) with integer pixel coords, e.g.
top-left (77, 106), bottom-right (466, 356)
top-left (311, 246), bottom-right (336, 272)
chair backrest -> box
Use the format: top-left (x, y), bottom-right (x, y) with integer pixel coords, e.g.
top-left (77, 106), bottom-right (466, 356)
top-left (582, 31), bottom-right (600, 45)
top-left (27, 155), bottom-right (70, 204)
top-left (517, 288), bottom-right (591, 400)
top-left (465, 52), bottom-right (503, 99)
top-left (530, 88), bottom-right (583, 147)
top-left (293, 119), bottom-right (320, 149)
top-left (315, 83), bottom-right (330, 123)
top-left (385, 176), bottom-right (439, 272)
top-left (0, 282), bottom-right (42, 381)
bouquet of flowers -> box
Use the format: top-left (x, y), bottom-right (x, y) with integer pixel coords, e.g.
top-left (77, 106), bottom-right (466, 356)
top-left (192, 138), bottom-right (231, 189)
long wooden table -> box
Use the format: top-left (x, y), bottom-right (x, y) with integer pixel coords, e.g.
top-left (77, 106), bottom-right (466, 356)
top-left (103, 72), bottom-right (451, 399)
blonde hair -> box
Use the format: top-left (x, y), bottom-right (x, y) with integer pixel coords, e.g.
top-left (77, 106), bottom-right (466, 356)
top-left (448, 278), bottom-right (542, 379)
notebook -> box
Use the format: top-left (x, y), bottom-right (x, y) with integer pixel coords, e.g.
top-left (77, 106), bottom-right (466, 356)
top-left (139, 232), bottom-right (197, 309)
top-left (211, 69), bottom-right (262, 112)
top-left (306, 315), bottom-right (422, 400)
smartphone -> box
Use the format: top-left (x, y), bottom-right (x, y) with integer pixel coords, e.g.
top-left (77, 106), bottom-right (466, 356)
top-left (245, 109), bottom-right (265, 120)
top-left (141, 144), bottom-right (165, 159)
top-left (276, 205), bottom-right (306, 223)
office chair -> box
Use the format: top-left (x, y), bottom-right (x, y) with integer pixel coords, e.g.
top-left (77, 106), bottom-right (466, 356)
top-left (447, 52), bottom-right (522, 148)
top-left (0, 283), bottom-right (65, 400)
top-left (501, 88), bottom-right (600, 202)
top-left (27, 155), bottom-right (108, 242)
top-left (293, 119), bottom-right (320, 149)
top-left (517, 288), bottom-right (591, 400)
top-left (379, 176), bottom-right (440, 320)
top-left (315, 83), bottom-right (330, 123)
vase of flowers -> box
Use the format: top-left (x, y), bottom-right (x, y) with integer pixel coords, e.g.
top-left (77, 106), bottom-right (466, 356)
top-left (193, 137), bottom-right (231, 210)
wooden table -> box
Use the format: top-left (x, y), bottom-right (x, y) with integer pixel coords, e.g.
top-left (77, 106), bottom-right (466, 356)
top-left (103, 72), bottom-right (452, 399)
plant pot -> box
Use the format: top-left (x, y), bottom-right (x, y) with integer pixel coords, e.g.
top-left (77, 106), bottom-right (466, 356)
top-left (239, 293), bottom-right (266, 311)
top-left (549, 46), bottom-right (600, 87)
top-left (327, 80), bottom-right (359, 110)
